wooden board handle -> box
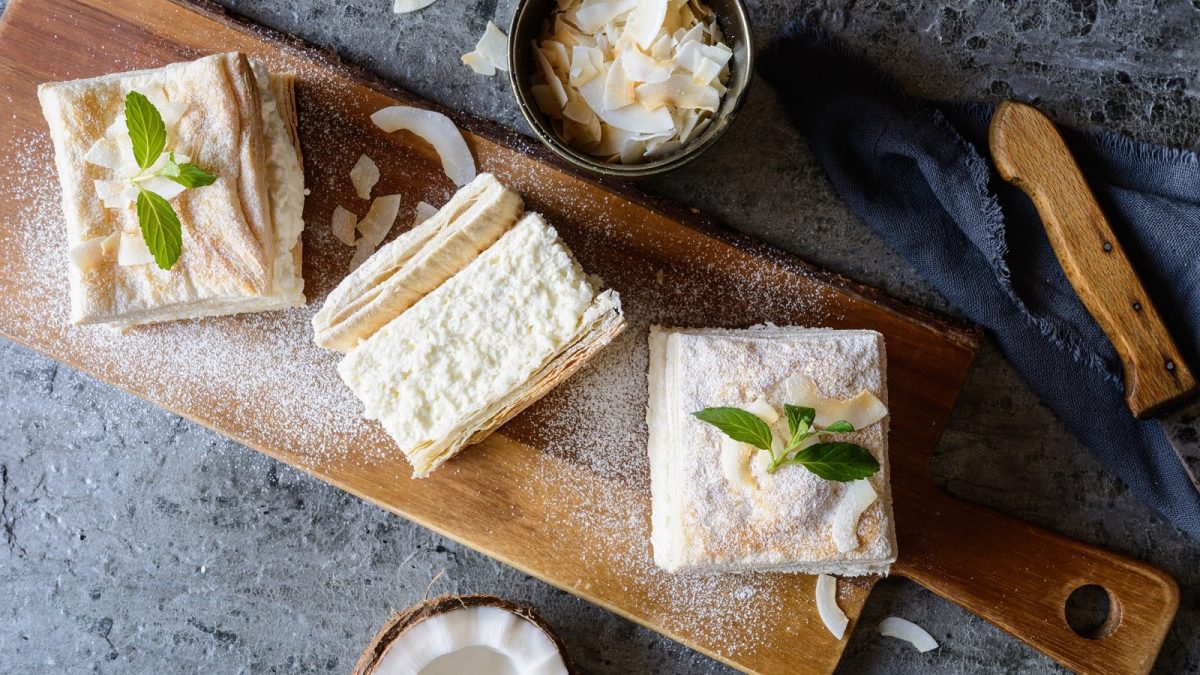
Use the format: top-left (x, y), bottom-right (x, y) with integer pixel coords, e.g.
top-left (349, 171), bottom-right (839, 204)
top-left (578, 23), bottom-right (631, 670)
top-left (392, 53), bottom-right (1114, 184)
top-left (988, 100), bottom-right (1197, 418)
top-left (895, 490), bottom-right (1179, 675)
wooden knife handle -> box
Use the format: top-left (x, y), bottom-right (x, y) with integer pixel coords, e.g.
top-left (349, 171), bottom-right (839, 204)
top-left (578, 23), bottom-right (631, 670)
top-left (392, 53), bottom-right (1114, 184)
top-left (894, 489), bottom-right (1179, 675)
top-left (988, 100), bottom-right (1197, 418)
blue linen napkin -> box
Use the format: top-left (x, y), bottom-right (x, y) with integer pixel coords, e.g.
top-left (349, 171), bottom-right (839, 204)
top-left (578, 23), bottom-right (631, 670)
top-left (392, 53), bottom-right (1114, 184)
top-left (761, 20), bottom-right (1200, 538)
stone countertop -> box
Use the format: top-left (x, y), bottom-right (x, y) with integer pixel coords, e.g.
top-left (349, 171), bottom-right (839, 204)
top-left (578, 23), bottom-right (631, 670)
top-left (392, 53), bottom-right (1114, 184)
top-left (2, 0), bottom-right (1198, 672)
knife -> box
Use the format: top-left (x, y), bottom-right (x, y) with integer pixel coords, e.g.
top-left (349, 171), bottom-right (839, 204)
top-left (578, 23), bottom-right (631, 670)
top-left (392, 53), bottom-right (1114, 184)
top-left (988, 99), bottom-right (1200, 492)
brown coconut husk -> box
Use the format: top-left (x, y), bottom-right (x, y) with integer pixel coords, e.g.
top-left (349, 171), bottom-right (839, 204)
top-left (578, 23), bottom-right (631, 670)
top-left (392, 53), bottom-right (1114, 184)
top-left (352, 594), bottom-right (575, 675)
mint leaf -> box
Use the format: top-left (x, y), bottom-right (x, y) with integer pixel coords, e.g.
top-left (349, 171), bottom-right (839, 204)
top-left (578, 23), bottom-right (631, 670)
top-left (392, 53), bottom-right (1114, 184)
top-left (784, 404), bottom-right (815, 444)
top-left (692, 407), bottom-right (774, 452)
top-left (136, 188), bottom-right (182, 270)
top-left (821, 420), bottom-right (855, 434)
top-left (171, 162), bottom-right (218, 188)
top-left (788, 442), bottom-right (879, 481)
top-left (125, 91), bottom-right (166, 170)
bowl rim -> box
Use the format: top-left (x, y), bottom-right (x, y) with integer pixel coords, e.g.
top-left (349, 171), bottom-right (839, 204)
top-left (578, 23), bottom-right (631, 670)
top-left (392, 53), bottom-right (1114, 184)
top-left (508, 0), bottom-right (754, 179)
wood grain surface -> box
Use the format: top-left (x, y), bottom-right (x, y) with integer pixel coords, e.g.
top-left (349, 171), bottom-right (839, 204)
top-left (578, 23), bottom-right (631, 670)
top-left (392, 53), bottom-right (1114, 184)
top-left (990, 100), bottom-right (1198, 419)
top-left (0, 1), bottom-right (1178, 673)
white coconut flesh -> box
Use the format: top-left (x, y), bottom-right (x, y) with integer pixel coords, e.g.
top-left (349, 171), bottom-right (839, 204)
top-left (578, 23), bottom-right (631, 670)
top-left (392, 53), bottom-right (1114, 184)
top-left (358, 597), bottom-right (570, 675)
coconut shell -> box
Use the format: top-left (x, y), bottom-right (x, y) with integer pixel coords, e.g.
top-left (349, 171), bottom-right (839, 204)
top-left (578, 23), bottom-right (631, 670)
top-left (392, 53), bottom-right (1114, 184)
top-left (352, 594), bottom-right (575, 675)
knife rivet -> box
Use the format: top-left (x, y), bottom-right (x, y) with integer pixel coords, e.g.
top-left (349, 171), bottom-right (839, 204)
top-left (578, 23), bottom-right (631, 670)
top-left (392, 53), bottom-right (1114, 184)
top-left (1133, 301), bottom-right (1142, 312)
top-left (1102, 241), bottom-right (1113, 252)
top-left (1167, 360), bottom-right (1176, 372)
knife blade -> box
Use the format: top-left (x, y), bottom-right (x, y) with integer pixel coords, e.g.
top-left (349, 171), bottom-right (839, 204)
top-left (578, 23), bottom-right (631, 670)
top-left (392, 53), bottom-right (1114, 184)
top-left (988, 99), bottom-right (1200, 492)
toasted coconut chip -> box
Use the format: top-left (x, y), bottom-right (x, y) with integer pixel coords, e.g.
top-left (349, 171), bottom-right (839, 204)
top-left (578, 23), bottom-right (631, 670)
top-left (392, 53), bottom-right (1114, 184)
top-left (118, 230), bottom-right (155, 266)
top-left (783, 373), bottom-right (889, 430)
top-left (462, 51), bottom-right (496, 76)
top-left (476, 21), bottom-right (510, 71)
top-left (563, 97), bottom-right (596, 125)
top-left (626, 0), bottom-right (668, 49)
top-left (348, 194), bottom-right (403, 271)
top-left (542, 40), bottom-right (571, 73)
top-left (569, 45), bottom-right (605, 87)
top-left (534, 47), bottom-right (571, 110)
top-left (69, 236), bottom-right (108, 273)
top-left (349, 154), bottom-right (380, 200)
top-left (85, 138), bottom-right (123, 170)
top-left (693, 55), bottom-right (722, 85)
top-left (331, 205), bottom-right (358, 246)
top-left (370, 107), bottom-right (476, 187)
top-left (393, 0), bottom-right (438, 13)
top-left (832, 479), bottom-right (878, 553)
top-left (880, 617), bottom-right (939, 652)
top-left (720, 436), bottom-right (758, 491)
top-left (574, 0), bottom-right (637, 32)
top-left (412, 201), bottom-right (438, 226)
top-left (621, 48), bottom-right (673, 83)
top-left (580, 78), bottom-right (674, 134)
top-left (745, 396), bottom-right (779, 425)
top-left (100, 230), bottom-right (121, 256)
top-left (531, 84), bottom-right (564, 118)
top-left (141, 176), bottom-right (186, 201)
top-left (677, 39), bottom-right (732, 72)
top-left (94, 179), bottom-right (128, 209)
top-left (636, 75), bottom-right (719, 112)
top-left (816, 574), bottom-right (849, 640)
top-left (603, 56), bottom-right (637, 110)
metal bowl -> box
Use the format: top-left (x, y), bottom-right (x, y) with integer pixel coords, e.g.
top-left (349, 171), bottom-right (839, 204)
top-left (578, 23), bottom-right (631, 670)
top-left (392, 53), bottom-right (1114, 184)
top-left (508, 0), bottom-right (754, 179)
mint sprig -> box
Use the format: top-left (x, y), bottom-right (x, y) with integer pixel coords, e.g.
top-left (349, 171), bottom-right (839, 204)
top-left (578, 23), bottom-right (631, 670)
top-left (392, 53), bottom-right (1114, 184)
top-left (692, 407), bottom-right (773, 452)
top-left (693, 402), bottom-right (878, 481)
top-left (122, 93), bottom-right (218, 270)
top-left (125, 91), bottom-right (166, 170)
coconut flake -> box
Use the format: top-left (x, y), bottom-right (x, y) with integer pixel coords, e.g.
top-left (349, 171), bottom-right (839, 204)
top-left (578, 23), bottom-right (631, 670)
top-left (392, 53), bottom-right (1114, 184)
top-left (69, 236), bottom-right (108, 273)
top-left (118, 230), bottom-right (155, 266)
top-left (100, 231), bottom-right (121, 256)
top-left (783, 373), bottom-right (888, 430)
top-left (477, 22), bottom-right (510, 71)
top-left (393, 0), bottom-right (437, 12)
top-left (85, 138), bottom-right (124, 169)
top-left (348, 194), bottom-right (403, 271)
top-left (461, 50), bottom-right (496, 77)
top-left (603, 56), bottom-right (637, 110)
top-left (626, 0), bottom-right (668, 49)
top-left (745, 396), bottom-right (779, 425)
top-left (140, 176), bottom-right (186, 201)
top-left (879, 617), bottom-right (939, 652)
top-left (463, 22), bottom-right (509, 76)
top-left (720, 436), bottom-right (758, 491)
top-left (370, 107), bottom-right (476, 187)
top-left (816, 574), bottom-right (849, 640)
top-left (621, 48), bottom-right (673, 83)
top-left (636, 75), bottom-right (719, 112)
top-left (579, 78), bottom-right (674, 134)
top-left (349, 154), bottom-right (380, 200)
top-left (832, 479), bottom-right (878, 553)
top-left (331, 205), bottom-right (358, 246)
top-left (412, 201), bottom-right (438, 226)
top-left (574, 0), bottom-right (637, 32)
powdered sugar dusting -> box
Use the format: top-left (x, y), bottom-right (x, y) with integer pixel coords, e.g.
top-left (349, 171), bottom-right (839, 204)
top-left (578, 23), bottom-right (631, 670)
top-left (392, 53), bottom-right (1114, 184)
top-left (0, 24), bottom-right (850, 661)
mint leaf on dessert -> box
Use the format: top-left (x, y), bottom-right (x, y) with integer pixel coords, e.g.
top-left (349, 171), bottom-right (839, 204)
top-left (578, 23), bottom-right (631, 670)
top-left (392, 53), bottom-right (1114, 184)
top-left (784, 404), bottom-right (815, 445)
top-left (136, 188), bottom-right (183, 270)
top-left (125, 91), bottom-right (166, 170)
top-left (693, 407), bottom-right (774, 452)
top-left (821, 420), bottom-right (855, 434)
top-left (786, 442), bottom-right (879, 481)
top-left (164, 151), bottom-right (217, 188)
top-left (171, 162), bottom-right (218, 188)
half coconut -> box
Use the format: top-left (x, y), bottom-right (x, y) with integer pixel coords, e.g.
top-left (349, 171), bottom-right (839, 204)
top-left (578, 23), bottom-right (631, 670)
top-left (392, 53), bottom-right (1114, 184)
top-left (353, 595), bottom-right (573, 675)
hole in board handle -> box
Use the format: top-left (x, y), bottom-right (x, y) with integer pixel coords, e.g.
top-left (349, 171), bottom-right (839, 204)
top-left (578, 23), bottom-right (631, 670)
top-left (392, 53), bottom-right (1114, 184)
top-left (1064, 583), bottom-right (1121, 639)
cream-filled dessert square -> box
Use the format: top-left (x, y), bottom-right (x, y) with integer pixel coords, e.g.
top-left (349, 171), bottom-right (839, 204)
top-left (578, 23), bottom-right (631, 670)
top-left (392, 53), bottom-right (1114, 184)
top-left (338, 212), bottom-right (623, 477)
top-left (38, 52), bottom-right (305, 328)
top-left (647, 326), bottom-right (896, 576)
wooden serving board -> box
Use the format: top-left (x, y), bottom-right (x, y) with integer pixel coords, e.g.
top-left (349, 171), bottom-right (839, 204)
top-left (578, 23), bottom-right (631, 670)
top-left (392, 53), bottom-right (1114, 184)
top-left (0, 1), bottom-right (1179, 673)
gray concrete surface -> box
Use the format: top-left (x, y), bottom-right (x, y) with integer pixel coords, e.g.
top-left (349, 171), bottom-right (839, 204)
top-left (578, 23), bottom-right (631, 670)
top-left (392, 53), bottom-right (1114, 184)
top-left (3, 0), bottom-right (1199, 673)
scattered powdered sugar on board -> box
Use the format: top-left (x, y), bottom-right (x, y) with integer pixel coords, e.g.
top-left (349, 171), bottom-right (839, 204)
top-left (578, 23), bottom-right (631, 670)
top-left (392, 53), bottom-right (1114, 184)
top-left (1, 24), bottom-right (851, 659)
